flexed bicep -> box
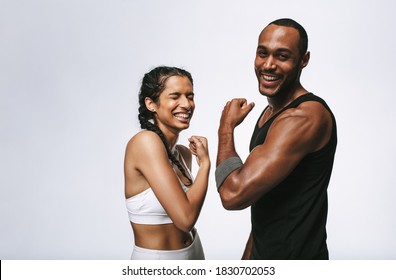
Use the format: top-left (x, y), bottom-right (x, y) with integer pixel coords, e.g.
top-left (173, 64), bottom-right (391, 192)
top-left (219, 105), bottom-right (331, 210)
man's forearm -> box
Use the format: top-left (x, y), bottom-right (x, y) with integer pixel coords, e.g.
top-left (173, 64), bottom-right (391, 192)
top-left (215, 125), bottom-right (244, 191)
top-left (216, 125), bottom-right (239, 166)
top-left (217, 98), bottom-right (254, 165)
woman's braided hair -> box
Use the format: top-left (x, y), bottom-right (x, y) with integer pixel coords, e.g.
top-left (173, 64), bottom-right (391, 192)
top-left (138, 66), bottom-right (193, 185)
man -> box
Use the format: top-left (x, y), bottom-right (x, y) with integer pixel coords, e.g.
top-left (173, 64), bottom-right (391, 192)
top-left (215, 18), bottom-right (337, 260)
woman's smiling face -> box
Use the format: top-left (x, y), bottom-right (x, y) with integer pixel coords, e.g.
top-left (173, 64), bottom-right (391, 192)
top-left (152, 75), bottom-right (195, 134)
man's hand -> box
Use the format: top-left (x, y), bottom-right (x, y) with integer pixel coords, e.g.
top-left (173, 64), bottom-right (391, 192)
top-left (220, 98), bottom-right (255, 129)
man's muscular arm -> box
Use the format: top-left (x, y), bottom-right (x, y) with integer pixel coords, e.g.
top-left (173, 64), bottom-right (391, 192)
top-left (217, 100), bottom-right (333, 210)
top-left (216, 99), bottom-right (254, 165)
top-left (216, 98), bottom-right (254, 207)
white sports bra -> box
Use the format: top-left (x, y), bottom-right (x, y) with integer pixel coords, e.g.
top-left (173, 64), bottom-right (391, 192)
top-left (125, 147), bottom-right (193, 225)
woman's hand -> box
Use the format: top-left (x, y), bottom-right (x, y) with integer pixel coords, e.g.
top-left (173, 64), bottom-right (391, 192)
top-left (188, 136), bottom-right (210, 167)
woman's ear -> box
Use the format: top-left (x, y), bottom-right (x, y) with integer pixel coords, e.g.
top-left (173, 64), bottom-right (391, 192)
top-left (145, 97), bottom-right (157, 112)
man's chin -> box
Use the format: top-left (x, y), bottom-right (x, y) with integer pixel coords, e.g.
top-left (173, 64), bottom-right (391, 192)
top-left (259, 88), bottom-right (278, 98)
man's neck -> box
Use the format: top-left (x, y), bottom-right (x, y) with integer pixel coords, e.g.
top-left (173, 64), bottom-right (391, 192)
top-left (267, 84), bottom-right (308, 114)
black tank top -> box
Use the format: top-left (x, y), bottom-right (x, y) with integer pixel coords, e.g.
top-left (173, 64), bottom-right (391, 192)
top-left (249, 93), bottom-right (337, 259)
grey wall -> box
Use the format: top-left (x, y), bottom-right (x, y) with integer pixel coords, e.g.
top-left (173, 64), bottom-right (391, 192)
top-left (1, 0), bottom-right (395, 259)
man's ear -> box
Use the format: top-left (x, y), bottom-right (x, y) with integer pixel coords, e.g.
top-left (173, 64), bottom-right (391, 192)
top-left (301, 51), bottom-right (310, 68)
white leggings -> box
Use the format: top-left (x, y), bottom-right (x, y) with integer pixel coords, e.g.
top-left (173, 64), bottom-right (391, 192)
top-left (131, 228), bottom-right (205, 260)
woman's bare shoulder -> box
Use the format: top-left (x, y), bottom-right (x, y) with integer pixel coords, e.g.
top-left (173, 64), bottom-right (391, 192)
top-left (125, 130), bottom-right (165, 156)
top-left (128, 130), bottom-right (160, 146)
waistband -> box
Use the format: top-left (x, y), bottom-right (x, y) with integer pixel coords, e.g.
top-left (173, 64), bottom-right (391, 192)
top-left (131, 228), bottom-right (204, 260)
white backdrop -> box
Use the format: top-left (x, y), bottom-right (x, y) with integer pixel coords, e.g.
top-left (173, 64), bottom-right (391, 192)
top-left (1, 0), bottom-right (395, 260)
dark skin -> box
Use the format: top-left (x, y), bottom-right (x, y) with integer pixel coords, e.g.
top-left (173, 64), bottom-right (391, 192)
top-left (216, 24), bottom-right (333, 259)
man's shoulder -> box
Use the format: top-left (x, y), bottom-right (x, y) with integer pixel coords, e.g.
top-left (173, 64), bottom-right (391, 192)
top-left (278, 93), bottom-right (332, 124)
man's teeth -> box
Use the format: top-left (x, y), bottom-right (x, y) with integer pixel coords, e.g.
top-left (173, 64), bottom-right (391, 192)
top-left (263, 75), bottom-right (278, 81)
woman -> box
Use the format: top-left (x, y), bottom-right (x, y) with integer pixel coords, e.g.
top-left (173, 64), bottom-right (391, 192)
top-left (124, 66), bottom-right (210, 260)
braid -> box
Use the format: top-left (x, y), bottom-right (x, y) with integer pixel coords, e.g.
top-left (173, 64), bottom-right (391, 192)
top-left (137, 66), bottom-right (193, 186)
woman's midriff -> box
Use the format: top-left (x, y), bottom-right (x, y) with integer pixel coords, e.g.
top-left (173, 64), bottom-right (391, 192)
top-left (131, 223), bottom-right (193, 250)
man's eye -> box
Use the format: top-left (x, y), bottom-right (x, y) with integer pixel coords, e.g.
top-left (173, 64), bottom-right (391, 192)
top-left (257, 51), bottom-right (268, 57)
top-left (278, 54), bottom-right (290, 60)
